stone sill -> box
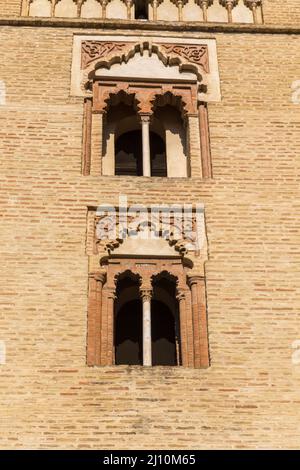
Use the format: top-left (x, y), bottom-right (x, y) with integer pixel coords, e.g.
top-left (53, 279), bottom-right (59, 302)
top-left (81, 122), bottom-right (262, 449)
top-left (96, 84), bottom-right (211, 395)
top-left (0, 16), bottom-right (299, 35)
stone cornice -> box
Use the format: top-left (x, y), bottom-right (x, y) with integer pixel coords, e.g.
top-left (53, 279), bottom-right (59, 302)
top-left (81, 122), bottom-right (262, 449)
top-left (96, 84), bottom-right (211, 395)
top-left (0, 16), bottom-right (299, 35)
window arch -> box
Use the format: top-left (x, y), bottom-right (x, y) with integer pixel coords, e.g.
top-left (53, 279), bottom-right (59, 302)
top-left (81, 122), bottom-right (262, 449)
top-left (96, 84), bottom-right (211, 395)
top-left (115, 273), bottom-right (142, 365)
top-left (151, 273), bottom-right (180, 366)
top-left (114, 270), bottom-right (181, 366)
top-left (87, 253), bottom-right (210, 368)
top-left (102, 94), bottom-right (170, 177)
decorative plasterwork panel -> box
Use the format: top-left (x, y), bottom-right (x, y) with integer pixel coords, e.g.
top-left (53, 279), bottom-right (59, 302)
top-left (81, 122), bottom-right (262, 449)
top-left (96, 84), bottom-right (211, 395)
top-left (71, 35), bottom-right (221, 102)
top-left (92, 79), bottom-right (198, 116)
top-left (159, 44), bottom-right (209, 73)
top-left (86, 204), bottom-right (209, 275)
top-left (81, 40), bottom-right (209, 74)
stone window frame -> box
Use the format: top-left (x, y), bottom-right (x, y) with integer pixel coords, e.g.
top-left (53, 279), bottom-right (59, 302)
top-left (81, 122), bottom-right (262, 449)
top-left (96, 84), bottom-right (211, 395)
top-left (80, 40), bottom-right (214, 178)
top-left (86, 205), bottom-right (210, 369)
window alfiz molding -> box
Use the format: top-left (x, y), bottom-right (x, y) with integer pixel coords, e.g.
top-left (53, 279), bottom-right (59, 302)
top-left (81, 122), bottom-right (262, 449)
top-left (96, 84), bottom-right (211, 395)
top-left (86, 205), bottom-right (210, 369)
top-left (76, 39), bottom-right (216, 179)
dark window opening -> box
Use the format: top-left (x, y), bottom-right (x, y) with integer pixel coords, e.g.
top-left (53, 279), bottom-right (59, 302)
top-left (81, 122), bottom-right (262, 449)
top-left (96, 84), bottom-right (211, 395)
top-left (151, 300), bottom-right (177, 366)
top-left (115, 130), bottom-right (143, 176)
top-left (115, 130), bottom-right (167, 177)
top-left (114, 272), bottom-right (180, 367)
top-left (135, 0), bottom-right (149, 20)
top-left (115, 299), bottom-right (143, 365)
top-left (115, 275), bottom-right (142, 365)
top-left (151, 275), bottom-right (180, 366)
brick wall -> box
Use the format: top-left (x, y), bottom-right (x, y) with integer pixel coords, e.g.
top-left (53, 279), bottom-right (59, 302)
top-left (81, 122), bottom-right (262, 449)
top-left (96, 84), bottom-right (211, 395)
top-left (0, 15), bottom-right (300, 449)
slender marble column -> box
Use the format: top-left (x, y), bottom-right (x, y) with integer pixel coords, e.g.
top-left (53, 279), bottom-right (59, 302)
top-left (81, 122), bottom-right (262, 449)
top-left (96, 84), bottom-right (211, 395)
top-left (225, 0), bottom-right (235, 23)
top-left (51, 0), bottom-right (56, 17)
top-left (126, 0), bottom-right (133, 19)
top-left (140, 115), bottom-right (151, 177)
top-left (199, 0), bottom-right (209, 22)
top-left (177, 0), bottom-right (183, 21)
top-left (141, 289), bottom-right (152, 366)
top-left (152, 0), bottom-right (158, 20)
top-left (245, 0), bottom-right (260, 24)
top-left (77, 0), bottom-right (83, 17)
top-left (100, 0), bottom-right (108, 19)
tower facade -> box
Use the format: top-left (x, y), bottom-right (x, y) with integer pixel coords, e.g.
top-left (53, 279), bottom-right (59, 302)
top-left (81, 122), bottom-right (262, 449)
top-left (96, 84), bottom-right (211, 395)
top-left (0, 0), bottom-right (300, 449)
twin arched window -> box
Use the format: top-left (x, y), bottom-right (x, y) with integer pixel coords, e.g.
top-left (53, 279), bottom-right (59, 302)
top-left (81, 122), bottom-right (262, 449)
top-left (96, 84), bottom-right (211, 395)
top-left (102, 98), bottom-right (187, 178)
top-left (115, 273), bottom-right (180, 366)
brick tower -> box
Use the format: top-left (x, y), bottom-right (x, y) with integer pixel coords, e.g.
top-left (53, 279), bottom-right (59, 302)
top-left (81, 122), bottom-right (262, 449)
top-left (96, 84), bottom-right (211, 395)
top-left (0, 0), bottom-right (300, 449)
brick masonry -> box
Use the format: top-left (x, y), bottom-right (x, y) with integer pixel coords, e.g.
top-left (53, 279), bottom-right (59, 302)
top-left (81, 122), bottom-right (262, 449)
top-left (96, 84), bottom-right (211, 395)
top-left (0, 2), bottom-right (300, 449)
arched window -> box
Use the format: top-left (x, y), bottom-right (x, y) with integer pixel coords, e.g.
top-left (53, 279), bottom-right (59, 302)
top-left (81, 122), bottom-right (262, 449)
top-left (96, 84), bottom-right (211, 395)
top-left (151, 274), bottom-right (180, 366)
top-left (135, 0), bottom-right (149, 19)
top-left (115, 274), bottom-right (142, 365)
top-left (114, 270), bottom-right (180, 367)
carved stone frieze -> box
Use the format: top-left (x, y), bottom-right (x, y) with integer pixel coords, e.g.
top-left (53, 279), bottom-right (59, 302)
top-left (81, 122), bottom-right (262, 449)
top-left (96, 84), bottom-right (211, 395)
top-left (81, 41), bottom-right (129, 69)
top-left (159, 44), bottom-right (209, 73)
top-left (92, 79), bottom-right (198, 117)
top-left (81, 40), bottom-right (209, 75)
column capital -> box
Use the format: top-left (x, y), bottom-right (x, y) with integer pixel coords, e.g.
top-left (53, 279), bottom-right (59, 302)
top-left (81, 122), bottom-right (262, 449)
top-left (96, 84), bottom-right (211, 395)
top-left (244, 0), bottom-right (261, 7)
top-left (197, 0), bottom-right (213, 5)
top-left (139, 114), bottom-right (152, 123)
top-left (176, 289), bottom-right (187, 301)
top-left (140, 288), bottom-right (153, 302)
top-left (89, 270), bottom-right (106, 284)
top-left (220, 0), bottom-right (238, 5)
top-left (103, 285), bottom-right (116, 300)
top-left (187, 275), bottom-right (205, 287)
